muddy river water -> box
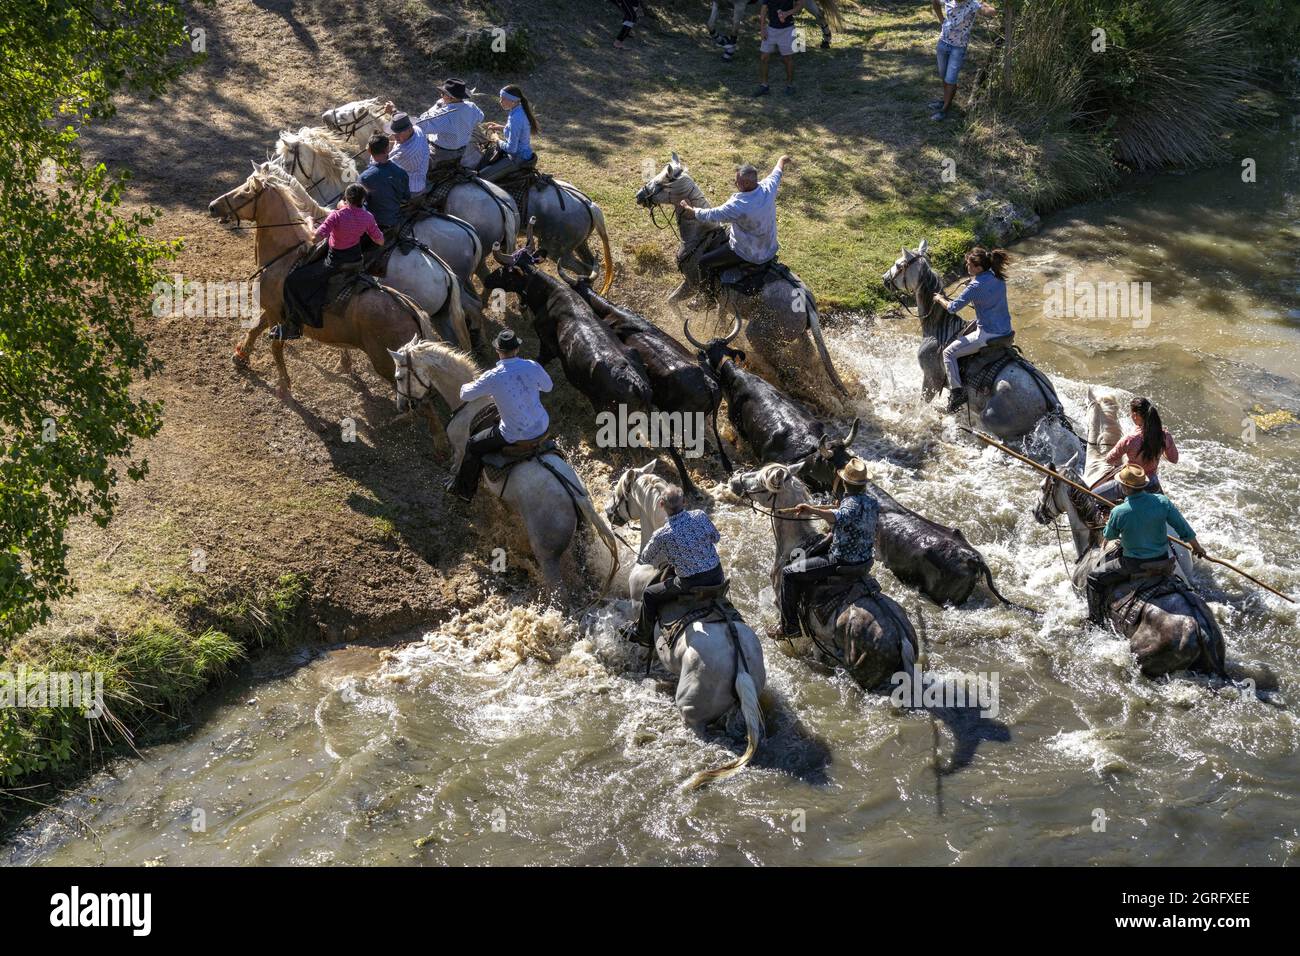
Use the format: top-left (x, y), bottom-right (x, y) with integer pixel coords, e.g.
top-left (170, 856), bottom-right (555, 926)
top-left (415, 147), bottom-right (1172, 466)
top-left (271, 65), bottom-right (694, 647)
top-left (8, 121), bottom-right (1299, 866)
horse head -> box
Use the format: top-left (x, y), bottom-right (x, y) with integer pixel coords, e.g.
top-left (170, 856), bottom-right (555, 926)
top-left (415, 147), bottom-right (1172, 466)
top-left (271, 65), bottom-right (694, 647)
top-left (1033, 452), bottom-right (1082, 526)
top-left (320, 97), bottom-right (385, 141)
top-left (634, 152), bottom-right (689, 208)
top-left (728, 461), bottom-right (808, 509)
top-left (605, 459), bottom-right (661, 528)
top-left (208, 162), bottom-right (272, 223)
top-left (386, 335), bottom-right (429, 413)
top-left (882, 238), bottom-right (930, 297)
top-left (683, 313), bottom-right (745, 372)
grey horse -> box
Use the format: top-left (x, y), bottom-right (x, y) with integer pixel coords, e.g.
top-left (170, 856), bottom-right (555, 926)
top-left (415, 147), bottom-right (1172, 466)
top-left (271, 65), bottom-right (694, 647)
top-left (635, 153), bottom-right (847, 400)
top-left (708, 0), bottom-right (841, 60)
top-left (318, 98), bottom-right (611, 293)
top-left (883, 239), bottom-right (1068, 442)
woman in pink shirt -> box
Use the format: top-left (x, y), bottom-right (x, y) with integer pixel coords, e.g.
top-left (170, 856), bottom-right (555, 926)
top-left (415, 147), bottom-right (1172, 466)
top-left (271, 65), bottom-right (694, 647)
top-left (1096, 396), bottom-right (1179, 502)
top-left (276, 183), bottom-right (384, 341)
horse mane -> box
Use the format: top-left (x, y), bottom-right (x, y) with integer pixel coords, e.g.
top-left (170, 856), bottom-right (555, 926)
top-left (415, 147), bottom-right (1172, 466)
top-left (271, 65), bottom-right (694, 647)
top-left (914, 256), bottom-right (963, 345)
top-left (254, 162), bottom-right (327, 220)
top-left (276, 125), bottom-right (357, 178)
top-left (405, 340), bottom-right (482, 390)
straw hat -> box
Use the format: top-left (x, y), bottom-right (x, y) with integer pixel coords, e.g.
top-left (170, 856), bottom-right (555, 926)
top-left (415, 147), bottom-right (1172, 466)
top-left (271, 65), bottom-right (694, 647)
top-left (1116, 463), bottom-right (1149, 489)
top-left (836, 456), bottom-right (873, 486)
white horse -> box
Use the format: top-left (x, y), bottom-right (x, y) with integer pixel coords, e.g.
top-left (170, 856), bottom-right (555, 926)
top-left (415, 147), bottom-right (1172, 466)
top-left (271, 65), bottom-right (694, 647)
top-left (321, 97), bottom-right (614, 294)
top-left (605, 461), bottom-right (766, 789)
top-left (708, 0), bottom-right (841, 60)
top-left (277, 116), bottom-right (518, 290)
top-left (388, 338), bottom-right (619, 593)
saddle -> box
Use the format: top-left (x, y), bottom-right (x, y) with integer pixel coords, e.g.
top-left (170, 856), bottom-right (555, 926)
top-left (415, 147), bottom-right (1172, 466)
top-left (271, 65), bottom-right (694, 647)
top-left (422, 164), bottom-right (482, 214)
top-left (492, 157), bottom-right (555, 226)
top-left (655, 579), bottom-right (745, 652)
top-left (482, 432), bottom-right (557, 475)
top-left (805, 564), bottom-right (880, 631)
top-left (957, 329), bottom-right (1020, 394)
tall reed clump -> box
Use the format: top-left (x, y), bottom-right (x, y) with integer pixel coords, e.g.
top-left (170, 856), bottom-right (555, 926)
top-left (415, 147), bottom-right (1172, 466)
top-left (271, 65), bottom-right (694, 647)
top-left (971, 0), bottom-right (1264, 201)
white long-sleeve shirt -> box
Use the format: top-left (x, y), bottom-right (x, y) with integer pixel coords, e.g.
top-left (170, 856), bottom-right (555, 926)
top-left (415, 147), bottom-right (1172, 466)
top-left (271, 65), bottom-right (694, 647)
top-left (389, 126), bottom-right (429, 193)
top-left (694, 165), bottom-right (783, 264)
top-left (417, 100), bottom-right (485, 150)
top-left (458, 357), bottom-right (553, 442)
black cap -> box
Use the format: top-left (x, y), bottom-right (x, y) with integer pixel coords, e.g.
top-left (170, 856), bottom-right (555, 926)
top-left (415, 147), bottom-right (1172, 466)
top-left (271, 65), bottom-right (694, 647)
top-left (494, 329), bottom-right (521, 352)
top-left (441, 78), bottom-right (469, 99)
top-left (389, 112), bottom-right (413, 133)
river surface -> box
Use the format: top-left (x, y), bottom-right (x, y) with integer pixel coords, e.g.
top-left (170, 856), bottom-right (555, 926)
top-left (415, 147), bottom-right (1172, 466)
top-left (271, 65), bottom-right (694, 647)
top-left (8, 121), bottom-right (1300, 867)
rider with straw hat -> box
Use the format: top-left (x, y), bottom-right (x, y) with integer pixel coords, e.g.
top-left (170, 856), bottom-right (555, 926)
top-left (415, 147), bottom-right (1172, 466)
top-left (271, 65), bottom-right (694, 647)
top-left (773, 456), bottom-right (880, 642)
top-left (1085, 463), bottom-right (1206, 625)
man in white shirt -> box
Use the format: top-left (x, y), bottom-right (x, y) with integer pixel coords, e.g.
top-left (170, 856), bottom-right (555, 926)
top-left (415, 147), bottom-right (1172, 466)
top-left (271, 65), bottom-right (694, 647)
top-left (416, 78), bottom-right (486, 174)
top-left (678, 154), bottom-right (791, 286)
top-left (385, 113), bottom-right (429, 195)
top-left (449, 328), bottom-right (554, 501)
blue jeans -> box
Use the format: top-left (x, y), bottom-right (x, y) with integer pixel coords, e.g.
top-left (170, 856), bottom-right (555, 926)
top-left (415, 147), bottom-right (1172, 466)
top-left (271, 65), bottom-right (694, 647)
top-left (936, 40), bottom-right (967, 86)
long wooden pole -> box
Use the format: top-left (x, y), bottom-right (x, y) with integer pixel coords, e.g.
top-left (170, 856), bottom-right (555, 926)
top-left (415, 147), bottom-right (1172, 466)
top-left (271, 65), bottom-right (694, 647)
top-left (959, 426), bottom-right (1296, 604)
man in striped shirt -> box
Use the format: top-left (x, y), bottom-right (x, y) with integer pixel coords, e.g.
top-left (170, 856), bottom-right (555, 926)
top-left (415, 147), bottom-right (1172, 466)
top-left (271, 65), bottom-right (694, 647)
top-left (385, 112), bottom-right (428, 195)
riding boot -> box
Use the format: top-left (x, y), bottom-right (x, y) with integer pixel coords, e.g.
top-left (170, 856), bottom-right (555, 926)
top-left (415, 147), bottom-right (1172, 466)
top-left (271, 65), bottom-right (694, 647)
top-left (1085, 586), bottom-right (1107, 626)
top-left (945, 386), bottom-right (968, 412)
top-left (268, 321), bottom-right (302, 342)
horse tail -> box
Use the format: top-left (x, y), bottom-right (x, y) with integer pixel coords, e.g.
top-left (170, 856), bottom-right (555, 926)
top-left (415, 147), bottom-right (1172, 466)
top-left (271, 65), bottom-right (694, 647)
top-left (685, 624), bottom-right (764, 791)
top-left (592, 203), bottom-right (614, 295)
top-left (814, 0), bottom-right (844, 32)
top-left (805, 294), bottom-right (849, 396)
top-left (979, 558), bottom-right (1041, 616)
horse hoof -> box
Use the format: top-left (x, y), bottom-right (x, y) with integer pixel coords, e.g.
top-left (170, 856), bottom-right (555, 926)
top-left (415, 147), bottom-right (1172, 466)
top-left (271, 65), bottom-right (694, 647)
top-left (275, 385), bottom-right (291, 402)
top-left (232, 348), bottom-right (250, 368)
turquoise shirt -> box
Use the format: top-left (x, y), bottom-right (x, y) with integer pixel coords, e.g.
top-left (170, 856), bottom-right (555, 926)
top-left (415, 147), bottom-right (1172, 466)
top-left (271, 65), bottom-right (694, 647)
top-left (1102, 491), bottom-right (1195, 560)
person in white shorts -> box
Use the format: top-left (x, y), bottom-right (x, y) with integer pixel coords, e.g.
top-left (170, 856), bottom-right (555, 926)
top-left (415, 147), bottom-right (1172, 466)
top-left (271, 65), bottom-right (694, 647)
top-left (756, 0), bottom-right (805, 96)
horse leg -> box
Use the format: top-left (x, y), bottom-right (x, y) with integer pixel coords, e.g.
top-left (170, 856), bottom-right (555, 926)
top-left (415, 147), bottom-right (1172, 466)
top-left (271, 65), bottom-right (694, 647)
top-left (269, 338), bottom-right (292, 402)
top-left (234, 315), bottom-right (267, 368)
top-left (338, 348), bottom-right (355, 376)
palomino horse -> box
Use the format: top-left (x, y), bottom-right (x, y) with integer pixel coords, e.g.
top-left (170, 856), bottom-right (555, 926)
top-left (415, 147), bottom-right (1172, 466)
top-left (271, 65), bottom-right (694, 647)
top-left (319, 98), bottom-right (613, 292)
top-left (605, 460), bottom-right (766, 789)
top-left (265, 148), bottom-right (484, 344)
top-left (387, 338), bottom-right (619, 594)
top-left (1032, 416), bottom-right (1225, 678)
top-left (729, 462), bottom-right (918, 690)
top-left (207, 165), bottom-right (454, 405)
top-left (708, 0), bottom-right (842, 60)
top-left (635, 153), bottom-right (847, 400)
top-left (279, 113), bottom-right (518, 290)
top-left (883, 239), bottom-right (1069, 443)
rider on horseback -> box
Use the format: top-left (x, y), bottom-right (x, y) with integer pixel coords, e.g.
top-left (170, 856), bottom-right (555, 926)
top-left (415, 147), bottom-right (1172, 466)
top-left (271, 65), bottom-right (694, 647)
top-left (935, 246), bottom-right (1013, 412)
top-left (773, 456), bottom-right (879, 641)
top-left (276, 183), bottom-right (382, 341)
top-left (414, 79), bottom-right (484, 176)
top-left (359, 133), bottom-right (410, 239)
top-left (477, 85), bottom-right (538, 183)
top-left (448, 328), bottom-right (553, 502)
top-left (384, 112), bottom-right (429, 196)
top-left (1096, 396), bottom-right (1180, 501)
top-left (1084, 464), bottom-right (1207, 626)
top-left (620, 484), bottom-right (727, 646)
top-left (677, 154), bottom-right (791, 293)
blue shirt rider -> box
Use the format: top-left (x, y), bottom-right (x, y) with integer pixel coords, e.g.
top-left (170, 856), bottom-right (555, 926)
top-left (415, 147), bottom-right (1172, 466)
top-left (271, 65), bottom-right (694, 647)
top-left (935, 246), bottom-right (1014, 412)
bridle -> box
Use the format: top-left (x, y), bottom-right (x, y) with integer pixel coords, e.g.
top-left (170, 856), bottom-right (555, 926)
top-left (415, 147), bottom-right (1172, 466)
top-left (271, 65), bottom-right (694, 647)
top-left (638, 177), bottom-right (682, 240)
top-left (322, 104), bottom-right (382, 141)
top-left (884, 251), bottom-right (971, 320)
top-left (392, 352), bottom-right (439, 413)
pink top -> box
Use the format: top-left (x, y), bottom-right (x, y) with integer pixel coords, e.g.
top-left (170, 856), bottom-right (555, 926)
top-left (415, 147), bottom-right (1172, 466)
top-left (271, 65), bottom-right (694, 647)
top-left (1105, 428), bottom-right (1179, 477)
top-left (315, 205), bottom-right (383, 250)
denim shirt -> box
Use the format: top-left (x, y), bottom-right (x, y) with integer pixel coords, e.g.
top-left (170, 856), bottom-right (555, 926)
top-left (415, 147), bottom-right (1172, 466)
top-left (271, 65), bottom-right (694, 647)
top-left (501, 105), bottom-right (534, 160)
top-left (947, 271), bottom-right (1013, 337)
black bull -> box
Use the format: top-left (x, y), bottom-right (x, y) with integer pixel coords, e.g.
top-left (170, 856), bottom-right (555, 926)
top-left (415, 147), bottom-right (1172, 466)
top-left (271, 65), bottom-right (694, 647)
top-left (486, 252), bottom-right (704, 492)
top-left (692, 325), bottom-right (1029, 609)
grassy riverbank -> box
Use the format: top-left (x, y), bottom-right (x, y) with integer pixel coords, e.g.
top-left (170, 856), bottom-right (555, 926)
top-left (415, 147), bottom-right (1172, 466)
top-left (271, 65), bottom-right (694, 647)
top-left (2, 0), bottom-right (1289, 823)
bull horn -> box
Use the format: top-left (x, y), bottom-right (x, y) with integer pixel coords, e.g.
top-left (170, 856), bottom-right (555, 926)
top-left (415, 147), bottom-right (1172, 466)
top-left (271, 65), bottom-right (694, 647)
top-left (723, 313), bottom-right (742, 344)
top-left (683, 315), bottom-right (706, 350)
top-left (844, 417), bottom-right (860, 447)
top-left (490, 241), bottom-right (513, 265)
top-left (525, 216), bottom-right (536, 250)
top-left (555, 261), bottom-right (577, 285)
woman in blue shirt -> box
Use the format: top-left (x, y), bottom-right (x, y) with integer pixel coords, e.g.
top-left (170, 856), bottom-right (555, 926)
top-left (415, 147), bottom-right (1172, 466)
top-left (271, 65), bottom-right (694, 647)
top-left (478, 85), bottom-right (538, 183)
top-left (935, 246), bottom-right (1013, 411)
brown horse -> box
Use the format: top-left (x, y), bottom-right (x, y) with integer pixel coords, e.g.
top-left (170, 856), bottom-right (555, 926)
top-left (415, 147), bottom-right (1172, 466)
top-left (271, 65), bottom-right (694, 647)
top-left (207, 166), bottom-right (439, 404)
